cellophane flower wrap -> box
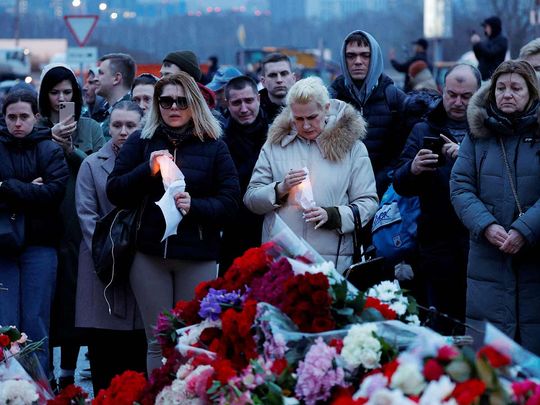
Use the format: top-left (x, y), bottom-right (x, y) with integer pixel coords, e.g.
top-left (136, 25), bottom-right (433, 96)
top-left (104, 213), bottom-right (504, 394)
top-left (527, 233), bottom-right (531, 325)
top-left (95, 215), bottom-right (540, 404)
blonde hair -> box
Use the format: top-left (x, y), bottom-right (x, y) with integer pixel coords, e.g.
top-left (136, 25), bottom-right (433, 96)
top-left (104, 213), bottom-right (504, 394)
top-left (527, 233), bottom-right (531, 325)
top-left (286, 76), bottom-right (330, 109)
top-left (519, 38), bottom-right (540, 59)
top-left (141, 72), bottom-right (221, 141)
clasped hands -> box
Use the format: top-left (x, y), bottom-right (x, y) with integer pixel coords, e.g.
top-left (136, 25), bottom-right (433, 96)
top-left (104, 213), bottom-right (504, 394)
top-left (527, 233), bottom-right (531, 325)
top-left (484, 224), bottom-right (525, 254)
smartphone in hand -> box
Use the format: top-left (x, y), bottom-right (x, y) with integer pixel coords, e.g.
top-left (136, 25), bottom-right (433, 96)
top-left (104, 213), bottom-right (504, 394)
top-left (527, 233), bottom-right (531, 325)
top-left (423, 136), bottom-right (446, 167)
top-left (59, 101), bottom-right (75, 122)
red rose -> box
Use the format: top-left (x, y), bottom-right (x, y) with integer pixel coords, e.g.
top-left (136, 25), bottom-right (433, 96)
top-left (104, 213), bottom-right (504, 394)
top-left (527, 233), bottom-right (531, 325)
top-left (477, 345), bottom-right (511, 368)
top-left (313, 290), bottom-right (332, 306)
top-left (308, 272), bottom-right (330, 289)
top-left (452, 379), bottom-right (486, 405)
top-left (423, 358), bottom-right (445, 381)
top-left (0, 334), bottom-right (10, 347)
top-left (311, 316), bottom-right (336, 333)
top-left (437, 345), bottom-right (459, 362)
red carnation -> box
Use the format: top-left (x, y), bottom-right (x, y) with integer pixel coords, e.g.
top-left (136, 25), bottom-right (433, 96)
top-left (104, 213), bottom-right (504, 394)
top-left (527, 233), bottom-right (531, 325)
top-left (437, 345), bottom-right (459, 362)
top-left (330, 387), bottom-right (368, 405)
top-left (199, 327), bottom-right (221, 346)
top-left (451, 379), bottom-right (486, 405)
top-left (382, 359), bottom-right (400, 380)
top-left (271, 358), bottom-right (289, 375)
top-left (329, 339), bottom-right (344, 354)
top-left (423, 358), bottom-right (445, 381)
top-left (477, 345), bottom-right (511, 368)
top-left (173, 299), bottom-right (201, 325)
top-left (93, 370), bottom-right (146, 405)
top-left (364, 297), bottom-right (397, 320)
top-left (0, 334), bottom-right (10, 347)
top-left (212, 359), bottom-right (237, 384)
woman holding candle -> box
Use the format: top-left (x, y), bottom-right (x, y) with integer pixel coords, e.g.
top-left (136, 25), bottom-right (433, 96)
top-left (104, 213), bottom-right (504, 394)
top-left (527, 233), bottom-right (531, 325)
top-left (106, 72), bottom-right (240, 373)
top-left (244, 76), bottom-right (379, 273)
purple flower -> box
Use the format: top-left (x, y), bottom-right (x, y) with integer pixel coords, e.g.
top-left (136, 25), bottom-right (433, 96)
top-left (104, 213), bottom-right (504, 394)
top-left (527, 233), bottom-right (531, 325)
top-left (198, 288), bottom-right (244, 321)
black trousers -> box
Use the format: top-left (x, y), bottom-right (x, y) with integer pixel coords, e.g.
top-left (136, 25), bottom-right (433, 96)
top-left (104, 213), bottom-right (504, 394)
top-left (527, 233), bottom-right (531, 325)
top-left (87, 328), bottom-right (147, 394)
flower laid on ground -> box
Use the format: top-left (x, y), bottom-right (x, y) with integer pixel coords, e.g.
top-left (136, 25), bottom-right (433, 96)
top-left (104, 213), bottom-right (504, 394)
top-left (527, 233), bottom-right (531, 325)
top-left (47, 384), bottom-right (88, 405)
top-left (295, 337), bottom-right (347, 405)
top-left (341, 324), bottom-right (383, 371)
top-left (93, 370), bottom-right (147, 405)
top-left (93, 230), bottom-right (540, 404)
top-left (0, 379), bottom-right (39, 404)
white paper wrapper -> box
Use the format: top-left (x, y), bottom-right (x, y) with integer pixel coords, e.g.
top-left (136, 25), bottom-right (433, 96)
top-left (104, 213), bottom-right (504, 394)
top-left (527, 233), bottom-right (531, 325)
top-left (295, 167), bottom-right (316, 209)
top-left (155, 156), bottom-right (186, 242)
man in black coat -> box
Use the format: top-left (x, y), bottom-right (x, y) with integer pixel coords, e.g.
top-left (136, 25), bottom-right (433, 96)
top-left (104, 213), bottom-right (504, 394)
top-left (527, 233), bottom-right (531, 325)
top-left (471, 16), bottom-right (508, 81)
top-left (393, 64), bottom-right (481, 335)
top-left (330, 30), bottom-right (406, 197)
top-left (219, 76), bottom-right (268, 274)
top-left (390, 38), bottom-right (431, 92)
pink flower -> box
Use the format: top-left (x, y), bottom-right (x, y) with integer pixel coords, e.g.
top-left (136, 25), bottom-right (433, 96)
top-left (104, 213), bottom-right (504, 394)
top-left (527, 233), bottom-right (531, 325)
top-left (295, 338), bottom-right (347, 405)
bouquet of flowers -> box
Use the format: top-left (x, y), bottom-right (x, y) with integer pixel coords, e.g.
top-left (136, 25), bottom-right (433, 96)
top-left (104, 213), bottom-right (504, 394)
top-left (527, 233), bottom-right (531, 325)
top-left (0, 325), bottom-right (54, 404)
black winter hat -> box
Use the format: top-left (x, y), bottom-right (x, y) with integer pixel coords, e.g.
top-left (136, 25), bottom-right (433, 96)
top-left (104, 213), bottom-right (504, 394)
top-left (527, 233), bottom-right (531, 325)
top-left (163, 50), bottom-right (202, 82)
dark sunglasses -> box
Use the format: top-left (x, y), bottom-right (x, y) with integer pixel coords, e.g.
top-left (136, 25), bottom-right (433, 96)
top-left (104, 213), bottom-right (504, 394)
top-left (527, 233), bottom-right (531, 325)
top-left (158, 96), bottom-right (189, 110)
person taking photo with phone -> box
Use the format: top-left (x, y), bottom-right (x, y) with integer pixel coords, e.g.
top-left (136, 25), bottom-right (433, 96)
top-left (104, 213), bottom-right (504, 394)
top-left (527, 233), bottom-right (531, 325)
top-left (38, 63), bottom-right (105, 390)
top-left (393, 64), bottom-right (481, 335)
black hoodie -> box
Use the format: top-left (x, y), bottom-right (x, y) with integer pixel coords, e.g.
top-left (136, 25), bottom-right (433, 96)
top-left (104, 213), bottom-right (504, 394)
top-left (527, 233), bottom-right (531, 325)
top-left (0, 127), bottom-right (69, 246)
top-left (473, 16), bottom-right (508, 80)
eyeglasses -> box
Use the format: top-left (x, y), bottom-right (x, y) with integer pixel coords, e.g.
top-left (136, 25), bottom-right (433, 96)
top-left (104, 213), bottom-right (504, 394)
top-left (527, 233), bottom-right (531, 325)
top-left (158, 96), bottom-right (189, 110)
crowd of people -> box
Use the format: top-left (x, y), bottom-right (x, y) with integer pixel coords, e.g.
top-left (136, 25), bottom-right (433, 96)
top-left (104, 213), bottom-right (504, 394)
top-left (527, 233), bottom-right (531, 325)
top-left (1, 15), bottom-right (540, 396)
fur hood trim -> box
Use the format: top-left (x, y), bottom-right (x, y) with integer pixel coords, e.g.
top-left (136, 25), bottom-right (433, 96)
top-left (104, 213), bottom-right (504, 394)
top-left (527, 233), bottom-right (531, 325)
top-left (267, 99), bottom-right (367, 161)
top-left (467, 80), bottom-right (540, 139)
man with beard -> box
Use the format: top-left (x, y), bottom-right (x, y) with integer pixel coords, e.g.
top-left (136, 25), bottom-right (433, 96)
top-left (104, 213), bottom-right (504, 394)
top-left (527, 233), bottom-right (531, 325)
top-left (219, 76), bottom-right (268, 274)
top-left (259, 53), bottom-right (296, 123)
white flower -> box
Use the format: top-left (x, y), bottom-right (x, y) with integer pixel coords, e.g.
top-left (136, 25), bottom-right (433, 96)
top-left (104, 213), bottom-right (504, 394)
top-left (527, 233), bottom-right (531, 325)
top-left (406, 314), bottom-right (420, 326)
top-left (355, 373), bottom-right (388, 399)
top-left (0, 379), bottom-right (39, 405)
top-left (342, 324), bottom-right (382, 370)
top-left (366, 388), bottom-right (417, 405)
top-left (390, 362), bottom-right (426, 396)
top-left (16, 333), bottom-right (28, 344)
top-left (389, 300), bottom-right (408, 316)
top-left (368, 280), bottom-right (401, 301)
top-left (420, 376), bottom-right (456, 405)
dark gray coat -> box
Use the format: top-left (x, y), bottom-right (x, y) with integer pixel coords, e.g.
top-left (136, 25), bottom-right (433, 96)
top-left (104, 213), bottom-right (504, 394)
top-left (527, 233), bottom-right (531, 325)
top-left (75, 141), bottom-right (143, 330)
top-left (450, 84), bottom-right (540, 355)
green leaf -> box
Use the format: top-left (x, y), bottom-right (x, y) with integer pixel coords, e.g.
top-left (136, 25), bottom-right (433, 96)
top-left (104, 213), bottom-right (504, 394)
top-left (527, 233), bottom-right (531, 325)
top-left (476, 357), bottom-right (497, 390)
top-left (207, 380), bottom-right (222, 395)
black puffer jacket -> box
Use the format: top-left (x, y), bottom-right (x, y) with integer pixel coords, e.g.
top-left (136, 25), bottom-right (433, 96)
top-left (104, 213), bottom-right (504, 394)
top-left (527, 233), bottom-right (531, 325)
top-left (106, 128), bottom-right (240, 260)
top-left (473, 17), bottom-right (508, 81)
top-left (330, 73), bottom-right (406, 195)
top-left (0, 127), bottom-right (69, 247)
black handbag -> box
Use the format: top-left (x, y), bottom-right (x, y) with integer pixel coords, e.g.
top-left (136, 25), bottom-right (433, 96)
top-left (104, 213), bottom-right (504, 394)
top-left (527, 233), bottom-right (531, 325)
top-left (0, 211), bottom-right (25, 254)
top-left (92, 201), bottom-right (145, 286)
top-left (343, 204), bottom-right (392, 291)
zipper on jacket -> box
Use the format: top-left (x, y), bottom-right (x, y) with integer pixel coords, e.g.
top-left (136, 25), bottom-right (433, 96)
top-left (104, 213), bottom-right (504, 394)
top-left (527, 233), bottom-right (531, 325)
top-left (163, 146), bottom-right (178, 259)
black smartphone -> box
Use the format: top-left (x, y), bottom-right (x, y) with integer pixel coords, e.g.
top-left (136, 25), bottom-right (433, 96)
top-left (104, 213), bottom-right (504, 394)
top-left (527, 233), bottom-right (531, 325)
top-left (423, 136), bottom-right (446, 166)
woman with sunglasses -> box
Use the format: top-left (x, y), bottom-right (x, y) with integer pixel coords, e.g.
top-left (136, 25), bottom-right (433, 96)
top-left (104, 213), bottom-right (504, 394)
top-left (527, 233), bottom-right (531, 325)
top-left (106, 72), bottom-right (240, 373)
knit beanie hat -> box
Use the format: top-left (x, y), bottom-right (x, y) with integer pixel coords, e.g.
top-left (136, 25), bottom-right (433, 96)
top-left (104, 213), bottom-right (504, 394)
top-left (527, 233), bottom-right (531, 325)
top-left (163, 50), bottom-right (202, 82)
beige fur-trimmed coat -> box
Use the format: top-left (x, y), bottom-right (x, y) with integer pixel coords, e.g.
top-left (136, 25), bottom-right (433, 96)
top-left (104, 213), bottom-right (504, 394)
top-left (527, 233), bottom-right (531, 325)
top-left (244, 99), bottom-right (378, 272)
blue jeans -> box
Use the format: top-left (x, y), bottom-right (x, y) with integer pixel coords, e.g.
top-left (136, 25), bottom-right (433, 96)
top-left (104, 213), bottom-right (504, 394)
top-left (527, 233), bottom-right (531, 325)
top-left (0, 246), bottom-right (57, 375)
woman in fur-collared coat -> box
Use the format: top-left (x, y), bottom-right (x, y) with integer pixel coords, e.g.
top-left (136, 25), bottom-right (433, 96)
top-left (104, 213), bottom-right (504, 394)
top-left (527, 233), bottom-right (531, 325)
top-left (451, 60), bottom-right (540, 355)
top-left (244, 77), bottom-right (379, 273)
